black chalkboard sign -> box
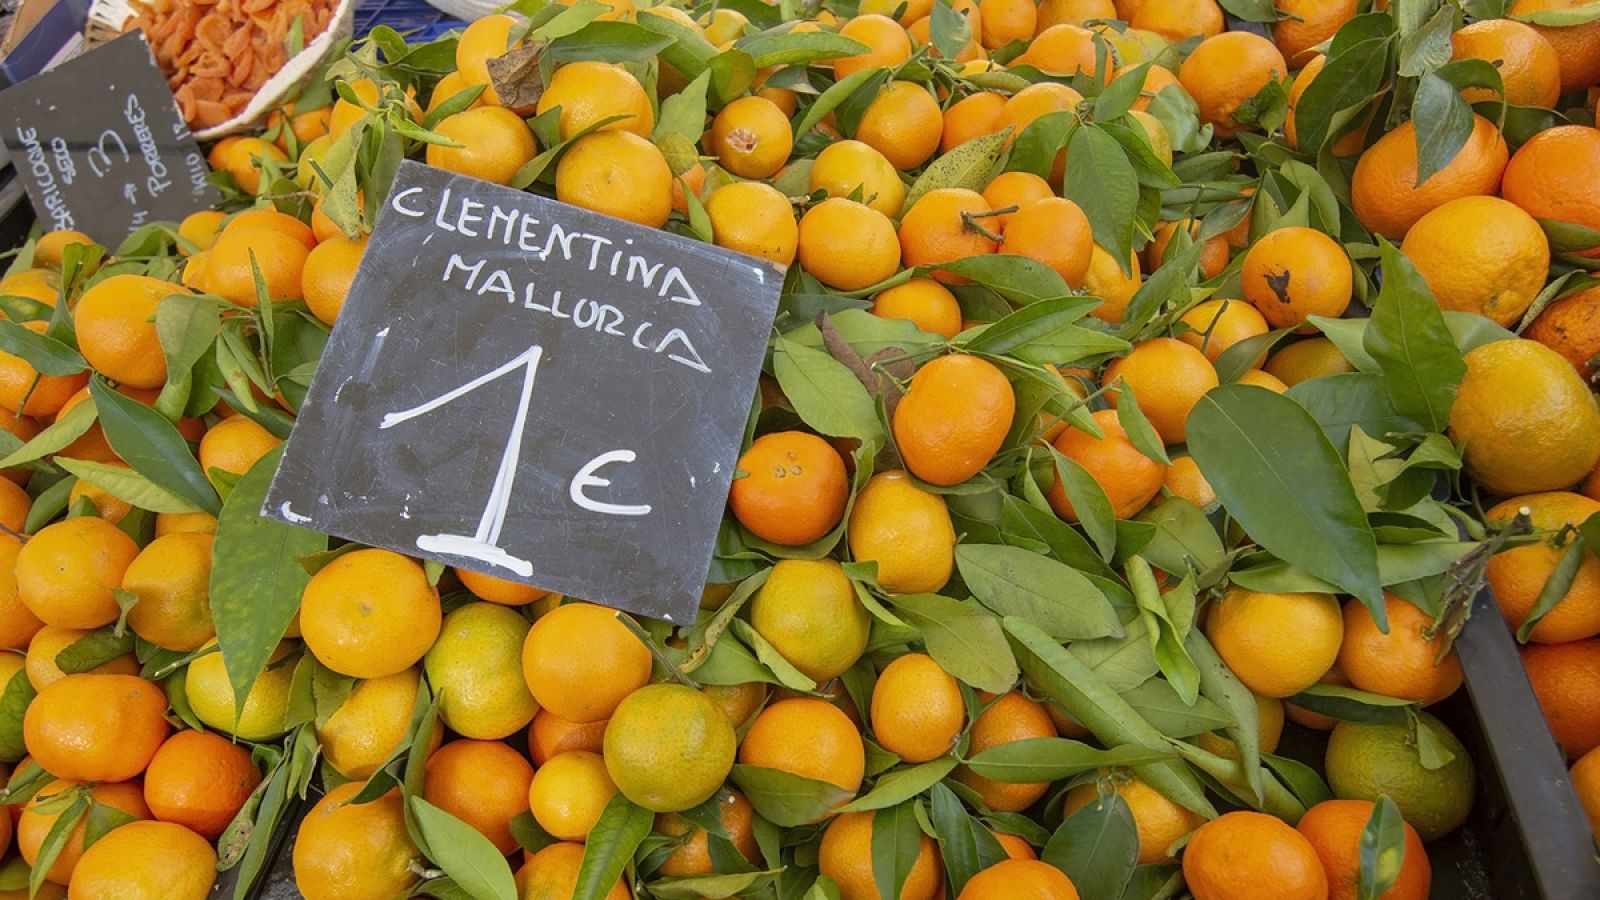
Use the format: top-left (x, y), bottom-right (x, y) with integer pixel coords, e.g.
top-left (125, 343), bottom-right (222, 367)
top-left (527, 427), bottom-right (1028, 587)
top-left (0, 32), bottom-right (216, 245)
top-left (264, 161), bottom-right (784, 624)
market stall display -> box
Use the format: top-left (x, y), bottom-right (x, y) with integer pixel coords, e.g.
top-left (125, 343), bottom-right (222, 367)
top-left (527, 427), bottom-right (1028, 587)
top-left (0, 1), bottom-right (1595, 899)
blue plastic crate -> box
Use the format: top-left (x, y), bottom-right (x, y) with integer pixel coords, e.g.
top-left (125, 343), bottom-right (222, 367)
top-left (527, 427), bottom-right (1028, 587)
top-left (353, 0), bottom-right (464, 41)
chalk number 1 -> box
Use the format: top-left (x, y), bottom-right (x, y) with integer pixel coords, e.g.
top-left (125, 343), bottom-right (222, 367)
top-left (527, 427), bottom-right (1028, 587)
top-left (380, 345), bottom-right (650, 577)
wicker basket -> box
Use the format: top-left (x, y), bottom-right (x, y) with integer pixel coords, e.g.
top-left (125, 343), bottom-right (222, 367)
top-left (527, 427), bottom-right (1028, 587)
top-left (84, 0), bottom-right (357, 140)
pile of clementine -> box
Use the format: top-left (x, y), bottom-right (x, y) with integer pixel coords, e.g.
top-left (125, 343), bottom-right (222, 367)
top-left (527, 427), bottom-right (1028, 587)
top-left (1, 0), bottom-right (1599, 897)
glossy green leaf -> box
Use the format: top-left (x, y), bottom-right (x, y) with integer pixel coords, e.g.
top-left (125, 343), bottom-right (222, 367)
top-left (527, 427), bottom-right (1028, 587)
top-left (1187, 385), bottom-right (1383, 611)
top-left (838, 759), bottom-right (956, 813)
top-left (888, 593), bottom-right (1018, 693)
top-left (1095, 62), bottom-right (1152, 122)
top-left (1041, 791), bottom-right (1139, 900)
top-left (31, 792), bottom-right (87, 899)
top-left (795, 68), bottom-right (890, 138)
top-left (1063, 125), bottom-right (1139, 267)
top-left (1362, 242), bottom-right (1466, 433)
top-left (90, 378), bottom-right (219, 514)
top-left (0, 319), bottom-right (84, 375)
top-left (870, 802), bottom-right (923, 900)
top-left (938, 257), bottom-right (1078, 308)
top-left (957, 544), bottom-right (1121, 640)
top-left (210, 447), bottom-right (325, 726)
top-left (409, 797), bottom-right (516, 900)
top-left (928, 782), bottom-right (1008, 895)
top-left (0, 665), bottom-right (34, 761)
top-left (1410, 72), bottom-right (1475, 186)
top-left (964, 738), bottom-right (1172, 783)
top-left (730, 765), bottom-right (854, 827)
top-left (1006, 617), bottom-right (1215, 817)
top-left (1286, 373), bottom-right (1416, 459)
top-left (1287, 683), bottom-right (1414, 725)
top-left (1292, 32), bottom-right (1391, 155)
top-left (654, 71), bottom-right (711, 145)
top-left (1358, 795), bottom-right (1408, 900)
top-left (929, 0), bottom-right (973, 62)
top-left (772, 334), bottom-right (884, 446)
top-left (738, 29), bottom-right (868, 67)
top-left (1188, 629), bottom-right (1263, 802)
top-left (574, 794), bottom-right (652, 900)
top-left (1121, 678), bottom-right (1231, 738)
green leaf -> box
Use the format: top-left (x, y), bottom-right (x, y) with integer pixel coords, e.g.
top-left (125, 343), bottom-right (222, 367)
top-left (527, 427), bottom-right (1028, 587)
top-left (154, 295), bottom-right (223, 419)
top-left (1122, 678), bottom-right (1232, 738)
top-left (1187, 385), bottom-right (1383, 611)
top-left (1130, 561), bottom-right (1198, 705)
top-left (871, 802), bottom-right (923, 900)
top-left (410, 797), bottom-right (517, 900)
top-left (1293, 32), bottom-right (1391, 155)
top-left (904, 130), bottom-right (1011, 211)
top-left (510, 811), bottom-right (559, 857)
top-left (638, 8), bottom-right (718, 79)
top-left (91, 377), bottom-right (221, 512)
top-left (1262, 753), bottom-right (1334, 810)
top-left (1287, 683), bottom-right (1414, 725)
top-left (956, 544), bottom-right (1122, 640)
top-left (964, 738), bottom-right (1173, 783)
top-left (1134, 498), bottom-right (1225, 576)
top-left (772, 334), bottom-right (884, 447)
top-left (708, 49), bottom-right (757, 106)
top-left (23, 475), bottom-right (73, 534)
top-left (575, 794), bottom-right (652, 900)
top-left (211, 446), bottom-right (325, 728)
top-left (1044, 447), bottom-right (1118, 561)
top-left (1234, 80), bottom-right (1289, 134)
top-left (30, 792), bottom-right (87, 899)
top-left (0, 319), bottom-right (84, 375)
top-left (1095, 62), bottom-right (1152, 122)
top-left (928, 783), bottom-right (1008, 896)
top-left (1118, 240), bottom-right (1207, 339)
top-left (0, 664), bottom-right (35, 761)
top-left (1517, 530), bottom-right (1588, 643)
top-left (1397, 3), bottom-right (1458, 77)
top-left (737, 29), bottom-right (869, 67)
top-left (795, 68), bottom-right (891, 139)
top-left (1217, 0), bottom-right (1276, 21)
top-left (56, 627), bottom-right (135, 674)
top-left (1063, 125), bottom-right (1139, 267)
top-left (545, 21), bottom-right (674, 62)
top-left (1041, 790), bottom-right (1139, 900)
top-left (1113, 382), bottom-right (1171, 465)
top-left (1512, 2), bottom-right (1600, 26)
top-left (1170, 739), bottom-right (1306, 822)
top-left (1286, 373), bottom-right (1416, 459)
top-left (1362, 242), bottom-right (1465, 433)
top-left (888, 593), bottom-right (1018, 693)
top-left (654, 71), bottom-right (711, 145)
top-left (1358, 795), bottom-right (1408, 900)
top-left (82, 800), bottom-right (137, 849)
top-left (1410, 72), bottom-right (1475, 186)
top-left (729, 619), bottom-right (816, 691)
top-left (939, 260), bottom-right (1080, 309)
top-left (53, 457), bottom-right (196, 514)
top-left (1008, 111), bottom-right (1076, 181)
top-left (730, 764), bottom-right (854, 827)
top-left (1187, 629), bottom-right (1263, 803)
top-left (649, 872), bottom-right (780, 900)
top-left (1006, 617), bottom-right (1215, 817)
top-left (837, 759), bottom-right (956, 813)
top-left (929, 0), bottom-right (972, 60)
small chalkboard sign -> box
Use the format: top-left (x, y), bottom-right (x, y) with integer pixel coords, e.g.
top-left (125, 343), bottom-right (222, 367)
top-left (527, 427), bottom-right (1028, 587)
top-left (264, 161), bottom-right (785, 624)
top-left (0, 32), bottom-right (216, 245)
